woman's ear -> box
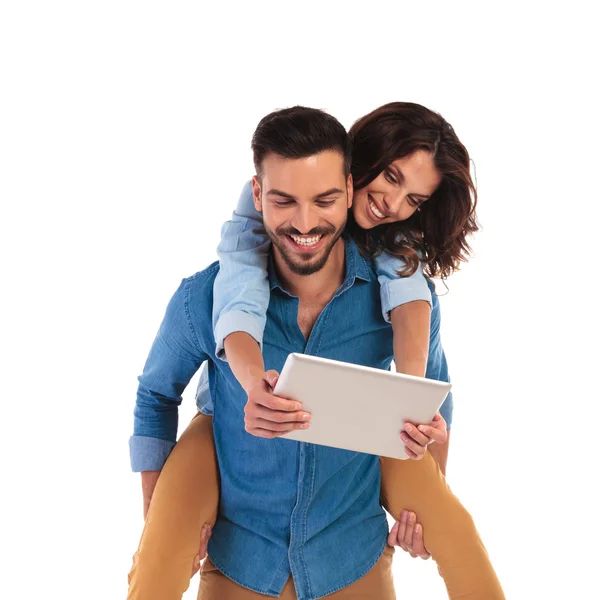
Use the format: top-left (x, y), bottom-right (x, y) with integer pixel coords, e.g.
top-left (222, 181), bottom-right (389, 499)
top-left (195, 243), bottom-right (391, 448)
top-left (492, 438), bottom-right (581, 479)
top-left (346, 174), bottom-right (354, 209)
top-left (251, 176), bottom-right (262, 212)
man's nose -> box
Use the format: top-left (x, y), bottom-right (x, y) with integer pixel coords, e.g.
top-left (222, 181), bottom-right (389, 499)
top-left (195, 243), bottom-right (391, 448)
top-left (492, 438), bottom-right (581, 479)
top-left (292, 205), bottom-right (320, 234)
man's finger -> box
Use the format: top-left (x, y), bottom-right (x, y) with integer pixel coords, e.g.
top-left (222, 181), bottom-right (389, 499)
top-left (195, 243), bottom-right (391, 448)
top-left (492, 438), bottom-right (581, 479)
top-left (198, 523), bottom-right (211, 559)
top-left (387, 520), bottom-right (400, 547)
top-left (403, 423), bottom-right (431, 446)
top-left (258, 394), bottom-right (303, 412)
top-left (251, 417), bottom-right (308, 433)
top-left (264, 370), bottom-right (280, 389)
top-left (417, 424), bottom-right (447, 444)
top-left (251, 407), bottom-right (311, 425)
top-left (412, 523), bottom-right (431, 560)
top-left (400, 432), bottom-right (426, 458)
top-left (396, 512), bottom-right (408, 549)
top-left (403, 511), bottom-right (416, 550)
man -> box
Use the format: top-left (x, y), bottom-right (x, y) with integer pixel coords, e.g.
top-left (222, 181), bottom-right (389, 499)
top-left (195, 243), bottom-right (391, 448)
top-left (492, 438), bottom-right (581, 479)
top-left (130, 107), bottom-right (449, 599)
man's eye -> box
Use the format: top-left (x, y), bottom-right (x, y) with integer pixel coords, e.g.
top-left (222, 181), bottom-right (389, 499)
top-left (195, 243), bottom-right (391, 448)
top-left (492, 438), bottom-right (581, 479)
top-left (317, 200), bottom-right (336, 207)
top-left (274, 201), bottom-right (293, 207)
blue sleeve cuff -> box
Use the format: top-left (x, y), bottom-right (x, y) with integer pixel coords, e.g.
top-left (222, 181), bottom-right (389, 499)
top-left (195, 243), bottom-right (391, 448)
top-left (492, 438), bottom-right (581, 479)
top-left (379, 278), bottom-right (432, 324)
top-left (438, 390), bottom-right (453, 429)
top-left (214, 310), bottom-right (265, 361)
top-left (129, 435), bottom-right (176, 472)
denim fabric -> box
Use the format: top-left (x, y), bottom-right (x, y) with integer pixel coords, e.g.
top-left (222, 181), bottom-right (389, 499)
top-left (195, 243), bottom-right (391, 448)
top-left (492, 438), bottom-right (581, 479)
top-left (130, 238), bottom-right (452, 600)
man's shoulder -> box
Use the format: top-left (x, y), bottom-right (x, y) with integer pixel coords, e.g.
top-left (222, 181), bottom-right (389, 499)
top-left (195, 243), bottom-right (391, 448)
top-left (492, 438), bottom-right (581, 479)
top-left (184, 261), bottom-right (220, 288)
top-left (180, 261), bottom-right (220, 313)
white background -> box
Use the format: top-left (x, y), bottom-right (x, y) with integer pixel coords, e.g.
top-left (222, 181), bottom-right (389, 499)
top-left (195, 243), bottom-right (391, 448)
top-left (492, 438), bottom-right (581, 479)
top-left (1, 1), bottom-right (599, 599)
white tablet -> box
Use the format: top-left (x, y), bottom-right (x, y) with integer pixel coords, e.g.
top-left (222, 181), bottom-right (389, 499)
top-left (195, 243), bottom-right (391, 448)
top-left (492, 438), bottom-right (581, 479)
top-left (273, 353), bottom-right (451, 460)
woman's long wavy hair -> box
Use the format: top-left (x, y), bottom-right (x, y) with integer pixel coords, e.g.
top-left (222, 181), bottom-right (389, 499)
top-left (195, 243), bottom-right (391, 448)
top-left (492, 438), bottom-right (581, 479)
top-left (347, 102), bottom-right (479, 279)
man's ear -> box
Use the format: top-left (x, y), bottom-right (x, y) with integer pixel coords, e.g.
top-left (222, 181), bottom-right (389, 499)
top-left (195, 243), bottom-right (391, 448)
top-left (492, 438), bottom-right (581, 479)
top-left (251, 176), bottom-right (262, 213)
top-left (346, 174), bottom-right (354, 209)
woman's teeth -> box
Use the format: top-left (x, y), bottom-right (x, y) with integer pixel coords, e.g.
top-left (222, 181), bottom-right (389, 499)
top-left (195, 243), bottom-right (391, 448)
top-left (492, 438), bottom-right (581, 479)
top-left (290, 234), bottom-right (323, 246)
top-left (368, 197), bottom-right (385, 219)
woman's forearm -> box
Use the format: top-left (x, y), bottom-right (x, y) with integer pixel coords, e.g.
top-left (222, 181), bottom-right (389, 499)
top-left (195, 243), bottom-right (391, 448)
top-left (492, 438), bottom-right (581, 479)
top-left (223, 331), bottom-right (265, 393)
top-left (390, 301), bottom-right (431, 377)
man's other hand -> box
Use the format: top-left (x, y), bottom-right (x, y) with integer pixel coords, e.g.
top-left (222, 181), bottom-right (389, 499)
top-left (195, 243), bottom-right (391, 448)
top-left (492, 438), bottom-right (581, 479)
top-left (400, 412), bottom-right (447, 459)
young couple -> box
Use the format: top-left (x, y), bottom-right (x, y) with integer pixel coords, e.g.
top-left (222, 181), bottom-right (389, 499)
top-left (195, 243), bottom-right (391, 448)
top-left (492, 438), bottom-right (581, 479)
top-left (127, 103), bottom-right (505, 599)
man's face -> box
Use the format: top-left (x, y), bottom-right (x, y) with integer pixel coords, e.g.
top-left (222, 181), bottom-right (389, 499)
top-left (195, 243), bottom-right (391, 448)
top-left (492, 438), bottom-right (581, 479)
top-left (252, 151), bottom-right (353, 276)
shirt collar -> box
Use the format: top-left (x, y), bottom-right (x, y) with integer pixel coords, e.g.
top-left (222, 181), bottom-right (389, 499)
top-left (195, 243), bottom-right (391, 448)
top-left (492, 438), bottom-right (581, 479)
top-left (268, 234), bottom-right (373, 295)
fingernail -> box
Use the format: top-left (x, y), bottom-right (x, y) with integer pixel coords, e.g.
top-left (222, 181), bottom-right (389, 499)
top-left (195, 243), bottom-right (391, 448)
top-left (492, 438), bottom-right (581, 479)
top-left (417, 425), bottom-right (426, 433)
top-left (409, 513), bottom-right (415, 523)
top-left (400, 511), bottom-right (407, 522)
top-left (301, 423), bottom-right (309, 429)
top-left (303, 413), bottom-right (310, 420)
top-left (415, 524), bottom-right (421, 533)
top-left (405, 424), bottom-right (413, 432)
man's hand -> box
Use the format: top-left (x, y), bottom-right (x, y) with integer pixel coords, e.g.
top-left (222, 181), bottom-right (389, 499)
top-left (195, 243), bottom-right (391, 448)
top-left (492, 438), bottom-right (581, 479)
top-left (191, 523), bottom-right (213, 577)
top-left (387, 511), bottom-right (430, 560)
top-left (141, 470), bottom-right (161, 520)
top-left (244, 370), bottom-right (311, 438)
top-left (400, 412), bottom-right (447, 459)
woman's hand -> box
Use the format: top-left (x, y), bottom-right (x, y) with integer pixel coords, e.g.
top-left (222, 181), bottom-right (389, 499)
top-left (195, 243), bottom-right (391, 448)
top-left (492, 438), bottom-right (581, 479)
top-left (400, 412), bottom-right (447, 459)
top-left (387, 511), bottom-right (430, 559)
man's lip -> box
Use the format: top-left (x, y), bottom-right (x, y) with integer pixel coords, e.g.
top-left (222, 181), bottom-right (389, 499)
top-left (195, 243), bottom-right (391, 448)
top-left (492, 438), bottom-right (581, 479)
top-left (367, 194), bottom-right (387, 221)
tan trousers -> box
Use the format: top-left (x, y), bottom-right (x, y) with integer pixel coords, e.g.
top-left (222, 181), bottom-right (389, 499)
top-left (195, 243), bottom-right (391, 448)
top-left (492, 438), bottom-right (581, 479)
top-left (127, 412), bottom-right (505, 600)
top-left (198, 545), bottom-right (396, 599)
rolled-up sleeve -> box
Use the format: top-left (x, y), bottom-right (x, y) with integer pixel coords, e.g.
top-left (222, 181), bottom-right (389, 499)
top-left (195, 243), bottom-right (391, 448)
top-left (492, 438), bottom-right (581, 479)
top-left (213, 181), bottom-right (270, 360)
top-left (129, 278), bottom-right (208, 471)
top-left (425, 281), bottom-right (454, 429)
top-left (375, 251), bottom-right (432, 324)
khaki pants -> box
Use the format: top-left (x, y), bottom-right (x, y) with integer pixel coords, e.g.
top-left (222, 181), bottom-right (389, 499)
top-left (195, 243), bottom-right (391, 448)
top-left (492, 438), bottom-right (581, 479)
top-left (127, 412), bottom-right (504, 600)
top-left (198, 545), bottom-right (395, 599)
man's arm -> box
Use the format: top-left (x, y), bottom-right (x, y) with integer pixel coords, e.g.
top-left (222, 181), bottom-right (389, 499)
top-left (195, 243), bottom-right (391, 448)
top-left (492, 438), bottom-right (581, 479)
top-left (130, 277), bottom-right (210, 515)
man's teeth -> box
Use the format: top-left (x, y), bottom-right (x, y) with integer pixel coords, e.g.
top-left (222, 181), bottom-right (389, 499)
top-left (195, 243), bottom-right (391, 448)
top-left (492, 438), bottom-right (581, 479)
top-left (369, 198), bottom-right (385, 219)
top-left (290, 234), bottom-right (322, 246)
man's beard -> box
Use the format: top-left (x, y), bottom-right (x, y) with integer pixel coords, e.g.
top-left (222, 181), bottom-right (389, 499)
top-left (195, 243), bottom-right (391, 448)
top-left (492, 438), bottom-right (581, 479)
top-left (266, 222), bottom-right (345, 276)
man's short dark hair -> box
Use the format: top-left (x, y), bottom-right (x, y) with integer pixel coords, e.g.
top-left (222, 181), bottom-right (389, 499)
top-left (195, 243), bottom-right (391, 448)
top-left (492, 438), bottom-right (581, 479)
top-left (251, 106), bottom-right (351, 178)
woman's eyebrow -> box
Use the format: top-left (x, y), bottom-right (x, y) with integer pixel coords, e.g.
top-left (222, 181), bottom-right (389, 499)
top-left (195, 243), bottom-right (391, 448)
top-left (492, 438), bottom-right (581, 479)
top-left (393, 166), bottom-right (431, 200)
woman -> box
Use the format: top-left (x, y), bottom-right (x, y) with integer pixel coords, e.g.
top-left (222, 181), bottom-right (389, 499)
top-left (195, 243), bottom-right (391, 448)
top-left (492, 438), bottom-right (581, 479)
top-left (127, 102), bottom-right (504, 600)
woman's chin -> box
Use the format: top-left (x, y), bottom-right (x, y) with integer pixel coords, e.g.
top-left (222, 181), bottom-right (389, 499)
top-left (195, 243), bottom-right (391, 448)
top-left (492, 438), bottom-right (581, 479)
top-left (352, 206), bottom-right (375, 230)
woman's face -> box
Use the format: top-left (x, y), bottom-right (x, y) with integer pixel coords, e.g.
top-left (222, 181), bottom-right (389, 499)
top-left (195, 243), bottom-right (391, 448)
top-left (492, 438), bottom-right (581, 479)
top-left (352, 150), bottom-right (442, 229)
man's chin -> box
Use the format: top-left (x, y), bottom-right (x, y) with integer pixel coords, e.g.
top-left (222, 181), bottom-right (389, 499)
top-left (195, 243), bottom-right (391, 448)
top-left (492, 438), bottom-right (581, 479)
top-left (283, 251), bottom-right (328, 276)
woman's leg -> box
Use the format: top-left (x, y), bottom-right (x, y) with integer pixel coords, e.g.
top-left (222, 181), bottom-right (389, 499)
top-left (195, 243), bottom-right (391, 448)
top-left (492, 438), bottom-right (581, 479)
top-left (127, 412), bottom-right (220, 600)
top-left (380, 453), bottom-right (505, 600)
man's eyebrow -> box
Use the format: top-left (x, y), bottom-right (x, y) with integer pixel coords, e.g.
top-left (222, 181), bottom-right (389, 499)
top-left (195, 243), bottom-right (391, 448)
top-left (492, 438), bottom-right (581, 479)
top-left (267, 189), bottom-right (296, 199)
top-left (315, 188), bottom-right (344, 199)
top-left (266, 188), bottom-right (344, 200)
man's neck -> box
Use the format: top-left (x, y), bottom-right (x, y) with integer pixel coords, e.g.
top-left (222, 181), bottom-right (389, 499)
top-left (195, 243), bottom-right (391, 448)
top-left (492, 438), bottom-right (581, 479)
top-left (273, 238), bottom-right (346, 301)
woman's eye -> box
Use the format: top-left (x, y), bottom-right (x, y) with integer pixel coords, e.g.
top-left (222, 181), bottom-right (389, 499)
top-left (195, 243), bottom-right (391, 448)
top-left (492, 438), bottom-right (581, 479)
top-left (408, 197), bottom-right (421, 208)
top-left (384, 169), bottom-right (397, 184)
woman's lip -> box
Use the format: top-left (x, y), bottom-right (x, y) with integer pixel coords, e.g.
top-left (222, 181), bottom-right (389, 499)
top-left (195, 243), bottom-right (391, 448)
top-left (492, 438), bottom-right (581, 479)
top-left (367, 194), bottom-right (386, 222)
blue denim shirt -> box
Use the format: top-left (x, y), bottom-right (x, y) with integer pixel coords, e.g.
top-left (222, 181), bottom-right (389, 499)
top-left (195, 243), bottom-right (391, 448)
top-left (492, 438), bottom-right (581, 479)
top-left (130, 238), bottom-right (453, 600)
top-left (209, 181), bottom-right (451, 427)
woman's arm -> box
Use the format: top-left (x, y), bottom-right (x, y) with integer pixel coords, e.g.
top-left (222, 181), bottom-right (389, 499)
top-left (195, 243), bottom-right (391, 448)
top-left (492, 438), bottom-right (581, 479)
top-left (376, 252), bottom-right (451, 473)
top-left (213, 181), bottom-right (271, 364)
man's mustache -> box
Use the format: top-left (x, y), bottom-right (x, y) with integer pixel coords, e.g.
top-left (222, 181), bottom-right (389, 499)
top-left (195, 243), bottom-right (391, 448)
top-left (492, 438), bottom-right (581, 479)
top-left (276, 226), bottom-right (336, 237)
